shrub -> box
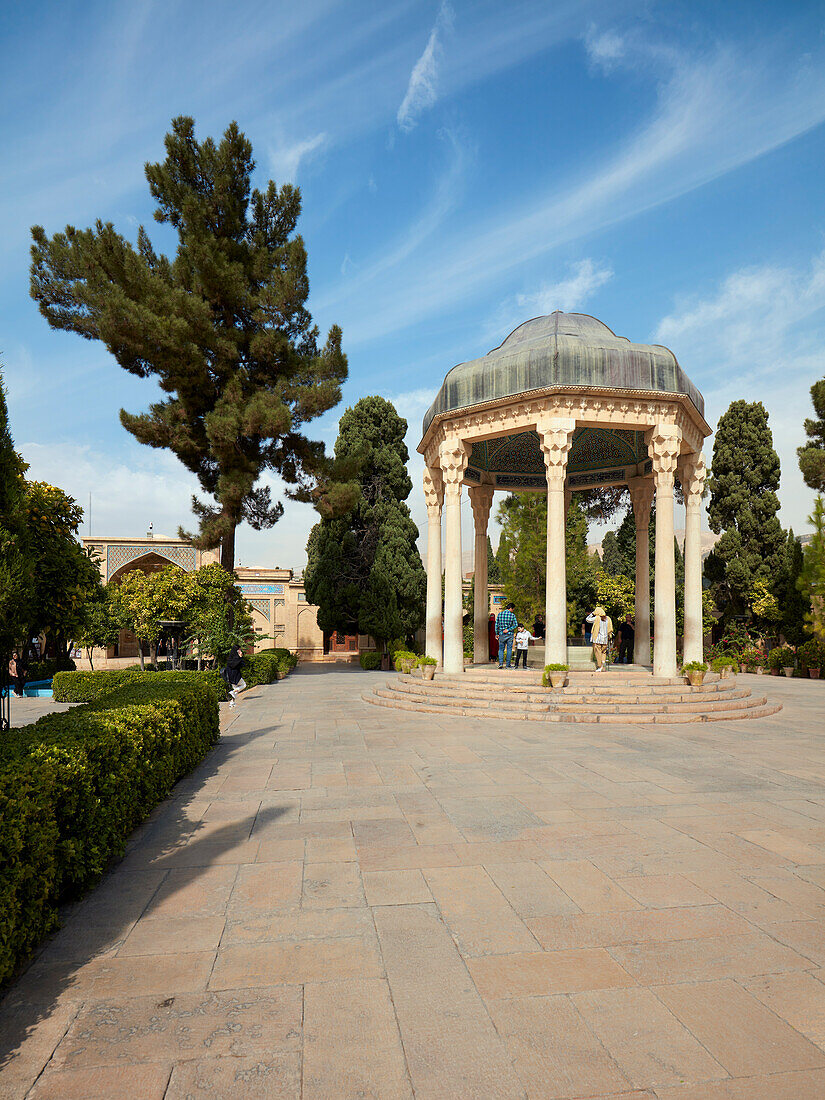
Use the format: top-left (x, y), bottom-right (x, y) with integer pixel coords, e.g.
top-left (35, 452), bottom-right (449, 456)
top-left (0, 675), bottom-right (219, 985)
top-left (739, 647), bottom-right (767, 672)
top-left (27, 656), bottom-right (75, 681)
top-left (243, 647), bottom-right (297, 687)
top-left (393, 650), bottom-right (418, 672)
top-left (711, 655), bottom-right (737, 673)
top-left (359, 651), bottom-right (382, 670)
top-left (53, 668), bottom-right (229, 703)
top-left (681, 661), bottom-right (708, 674)
top-left (798, 639), bottom-right (824, 670)
top-left (418, 655), bottom-right (437, 666)
top-left (542, 664), bottom-right (568, 686)
top-left (768, 645), bottom-right (795, 671)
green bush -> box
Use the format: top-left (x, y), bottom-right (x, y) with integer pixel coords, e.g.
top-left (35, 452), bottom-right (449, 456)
top-left (393, 650), bottom-right (417, 671)
top-left (27, 656), bottom-right (75, 681)
top-left (53, 668), bottom-right (229, 703)
top-left (739, 647), bottom-right (767, 672)
top-left (681, 661), bottom-right (709, 674)
top-left (798, 639), bottom-right (824, 670)
top-left (243, 647), bottom-right (297, 687)
top-left (359, 651), bottom-right (382, 670)
top-left (542, 664), bottom-right (568, 687)
top-left (768, 645), bottom-right (795, 671)
top-left (710, 655), bottom-right (737, 673)
top-left (0, 675), bottom-right (219, 985)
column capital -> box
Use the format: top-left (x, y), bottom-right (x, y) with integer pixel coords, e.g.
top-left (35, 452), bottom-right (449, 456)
top-left (677, 450), bottom-right (706, 506)
top-left (628, 476), bottom-right (654, 529)
top-left (537, 417), bottom-right (576, 485)
top-left (423, 466), bottom-right (444, 516)
top-left (439, 438), bottom-right (469, 491)
top-left (648, 423), bottom-right (681, 489)
top-left (468, 483), bottom-right (494, 529)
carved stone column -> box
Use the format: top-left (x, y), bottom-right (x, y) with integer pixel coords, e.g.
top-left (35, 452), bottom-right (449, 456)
top-left (678, 451), bottom-right (707, 665)
top-left (423, 467), bottom-right (444, 665)
top-left (439, 439), bottom-right (469, 675)
top-left (538, 418), bottom-right (576, 665)
top-left (469, 485), bottom-right (494, 665)
top-left (628, 476), bottom-right (654, 666)
top-left (649, 424), bottom-right (681, 678)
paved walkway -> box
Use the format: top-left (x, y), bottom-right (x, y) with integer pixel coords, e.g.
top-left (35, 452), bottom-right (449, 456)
top-left (2, 668), bottom-right (825, 1099)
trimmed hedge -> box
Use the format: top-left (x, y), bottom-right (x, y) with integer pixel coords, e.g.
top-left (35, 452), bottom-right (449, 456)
top-left (243, 648), bottom-right (298, 687)
top-left (359, 651), bottom-right (382, 670)
top-left (0, 675), bottom-right (220, 985)
top-left (53, 668), bottom-right (228, 703)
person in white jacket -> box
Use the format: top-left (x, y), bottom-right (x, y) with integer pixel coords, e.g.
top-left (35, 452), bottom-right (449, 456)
top-left (513, 625), bottom-right (535, 669)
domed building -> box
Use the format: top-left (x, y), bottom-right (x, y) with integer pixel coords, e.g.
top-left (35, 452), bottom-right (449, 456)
top-left (419, 311), bottom-right (710, 677)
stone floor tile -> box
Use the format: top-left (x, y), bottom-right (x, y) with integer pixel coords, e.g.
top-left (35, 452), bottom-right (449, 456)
top-left (615, 874), bottom-right (716, 909)
top-left (15, 953), bottom-right (215, 1003)
top-left (252, 837), bottom-right (306, 863)
top-left (467, 948), bottom-right (636, 998)
top-left (450, 840), bottom-right (545, 864)
top-left (305, 836), bottom-right (357, 862)
top-left (571, 986), bottom-right (726, 1089)
top-left (357, 842), bottom-right (461, 872)
top-left (222, 906), bottom-right (376, 947)
top-left (767, 919), bottom-right (825, 965)
top-left (302, 860), bottom-right (365, 908)
top-left (422, 866), bottom-right (539, 955)
top-left (0, 1000), bottom-right (82, 1100)
top-left (50, 988), bottom-right (302, 1068)
top-left (486, 994), bottom-right (633, 1098)
top-left (303, 979), bottom-right (412, 1098)
top-left (165, 1052), bottom-right (301, 1098)
top-left (653, 1067), bottom-right (825, 1098)
top-left (117, 915), bottom-right (225, 957)
top-left (736, 829), bottom-right (825, 864)
top-left (540, 859), bottom-right (643, 912)
top-left (485, 861), bottom-right (583, 919)
top-left (209, 936), bottom-right (383, 988)
top-left (143, 865), bottom-right (238, 919)
top-left (608, 932), bottom-right (813, 984)
top-left (27, 1061), bottom-right (172, 1099)
top-left (227, 862), bottom-right (303, 915)
top-left (742, 970), bottom-right (825, 1046)
top-left (373, 904), bottom-right (525, 1099)
top-left (362, 869), bottom-right (433, 906)
top-left (527, 904), bottom-right (750, 951)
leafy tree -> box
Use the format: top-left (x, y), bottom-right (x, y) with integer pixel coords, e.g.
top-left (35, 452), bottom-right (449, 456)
top-left (25, 482), bottom-right (103, 659)
top-left (595, 570), bottom-right (635, 622)
top-left (798, 378), bottom-right (825, 492)
top-left (773, 530), bottom-right (808, 645)
top-left (187, 562), bottom-right (254, 666)
top-left (566, 498), bottom-right (598, 634)
top-left (74, 588), bottom-right (123, 669)
top-left (112, 566), bottom-right (192, 669)
top-left (487, 536), bottom-right (501, 583)
top-left (0, 372), bottom-right (33, 657)
top-left (304, 397), bottom-right (426, 650)
top-left (600, 530), bottom-right (626, 577)
top-left (705, 400), bottom-right (785, 620)
top-left (30, 116), bottom-right (347, 571)
top-left (800, 497), bottom-right (825, 642)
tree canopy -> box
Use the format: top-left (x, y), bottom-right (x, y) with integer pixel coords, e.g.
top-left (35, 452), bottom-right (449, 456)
top-left (798, 378), bottom-right (825, 492)
top-left (30, 116), bottom-right (347, 570)
top-left (0, 371), bottom-right (33, 655)
top-left (303, 396), bottom-right (426, 648)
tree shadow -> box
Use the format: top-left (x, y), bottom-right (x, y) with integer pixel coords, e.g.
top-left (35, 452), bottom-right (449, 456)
top-left (0, 714), bottom-right (293, 1083)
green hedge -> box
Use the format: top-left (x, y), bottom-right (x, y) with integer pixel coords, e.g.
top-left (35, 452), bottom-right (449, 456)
top-left (359, 651), bottom-right (382, 670)
top-left (53, 668), bottom-right (229, 703)
top-left (243, 648), bottom-right (298, 687)
top-left (0, 675), bottom-right (220, 985)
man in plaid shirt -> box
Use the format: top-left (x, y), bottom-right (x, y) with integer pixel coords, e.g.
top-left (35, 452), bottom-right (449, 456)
top-left (495, 603), bottom-right (519, 669)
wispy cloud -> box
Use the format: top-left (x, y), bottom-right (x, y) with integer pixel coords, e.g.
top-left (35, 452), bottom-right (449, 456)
top-left (584, 26), bottom-right (625, 69)
top-left (518, 259), bottom-right (614, 315)
top-left (397, 1), bottom-right (454, 132)
top-left (269, 132), bottom-right (327, 183)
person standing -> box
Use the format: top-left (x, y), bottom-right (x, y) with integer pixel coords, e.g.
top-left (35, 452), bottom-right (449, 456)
top-left (224, 644), bottom-right (246, 708)
top-left (8, 652), bottom-right (25, 697)
top-left (495, 603), bottom-right (518, 669)
top-left (513, 624), bottom-right (535, 669)
top-left (585, 606), bottom-right (613, 672)
top-left (532, 614), bottom-right (545, 641)
top-left (617, 615), bottom-right (635, 664)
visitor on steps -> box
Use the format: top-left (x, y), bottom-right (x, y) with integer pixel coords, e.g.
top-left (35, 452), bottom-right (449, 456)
top-left (618, 615), bottom-right (635, 664)
top-left (224, 644), bottom-right (246, 708)
top-left (586, 606), bottom-right (613, 672)
top-left (495, 603), bottom-right (518, 669)
top-left (514, 626), bottom-right (535, 668)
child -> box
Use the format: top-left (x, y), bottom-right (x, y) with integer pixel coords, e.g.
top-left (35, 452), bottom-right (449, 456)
top-left (514, 625), bottom-right (534, 668)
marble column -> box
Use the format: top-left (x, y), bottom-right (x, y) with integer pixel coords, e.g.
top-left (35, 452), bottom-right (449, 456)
top-left (440, 439), bottom-right (469, 676)
top-left (679, 451), bottom-right (707, 665)
top-left (469, 484), bottom-right (494, 665)
top-left (628, 477), bottom-right (654, 666)
top-left (649, 424), bottom-right (681, 678)
top-left (538, 418), bottom-right (576, 665)
top-left (423, 467), bottom-right (444, 665)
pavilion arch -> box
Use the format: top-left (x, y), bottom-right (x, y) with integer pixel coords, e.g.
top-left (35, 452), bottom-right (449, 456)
top-left (108, 552), bottom-right (189, 586)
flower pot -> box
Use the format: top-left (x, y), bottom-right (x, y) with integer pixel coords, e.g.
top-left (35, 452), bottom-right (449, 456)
top-left (421, 664), bottom-right (436, 681)
top-left (770, 668), bottom-right (779, 676)
top-left (718, 666), bottom-right (731, 679)
top-left (548, 673), bottom-right (567, 689)
top-left (400, 658), bottom-right (416, 675)
top-left (783, 666), bottom-right (794, 678)
top-left (810, 668), bottom-right (821, 679)
top-left (687, 671), bottom-right (705, 687)
top-left (756, 666), bottom-right (764, 675)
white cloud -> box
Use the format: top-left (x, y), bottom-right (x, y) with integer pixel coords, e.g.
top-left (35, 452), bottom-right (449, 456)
top-left (268, 132), bottom-right (327, 183)
top-left (654, 250), bottom-right (825, 534)
top-left (517, 259), bottom-right (614, 315)
top-left (397, 1), bottom-right (454, 132)
top-left (585, 26), bottom-right (625, 69)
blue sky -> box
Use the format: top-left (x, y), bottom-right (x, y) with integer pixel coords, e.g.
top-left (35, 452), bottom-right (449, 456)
top-left (2, 0), bottom-right (824, 569)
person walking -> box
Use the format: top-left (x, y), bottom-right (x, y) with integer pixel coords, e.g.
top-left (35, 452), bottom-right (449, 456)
top-left (585, 606), bottom-right (613, 672)
top-left (224, 643), bottom-right (246, 708)
top-left (617, 615), bottom-right (635, 664)
top-left (495, 603), bottom-right (518, 669)
top-left (8, 652), bottom-right (25, 697)
top-left (513, 624), bottom-right (535, 669)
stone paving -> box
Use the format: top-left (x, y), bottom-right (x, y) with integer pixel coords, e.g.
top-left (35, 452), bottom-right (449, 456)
top-left (2, 666), bottom-right (825, 1099)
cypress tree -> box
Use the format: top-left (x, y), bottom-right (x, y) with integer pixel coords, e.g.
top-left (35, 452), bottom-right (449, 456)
top-left (303, 397), bottom-right (425, 649)
top-left (798, 377), bottom-right (825, 492)
top-left (600, 530), bottom-right (625, 577)
top-left (774, 530), bottom-right (808, 645)
top-left (0, 371), bottom-right (33, 655)
top-left (705, 400), bottom-right (784, 620)
top-left (30, 117), bottom-right (346, 570)
top-left (487, 536), bottom-right (501, 583)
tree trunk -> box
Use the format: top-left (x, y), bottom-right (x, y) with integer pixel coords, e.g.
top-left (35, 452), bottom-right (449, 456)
top-left (151, 642), bottom-right (158, 669)
top-left (138, 645), bottom-right (145, 671)
top-left (220, 523), bottom-right (236, 572)
top-left (86, 647), bottom-right (94, 671)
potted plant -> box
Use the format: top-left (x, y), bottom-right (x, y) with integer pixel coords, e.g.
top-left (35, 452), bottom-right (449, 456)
top-left (711, 655), bottom-right (736, 679)
top-left (767, 647), bottom-right (785, 676)
top-left (542, 663), bottom-right (569, 689)
top-left (394, 651), bottom-right (418, 675)
top-left (682, 661), bottom-right (708, 687)
top-left (419, 655), bottom-right (437, 681)
top-left (798, 639), bottom-right (822, 680)
top-left (740, 647), bottom-right (767, 675)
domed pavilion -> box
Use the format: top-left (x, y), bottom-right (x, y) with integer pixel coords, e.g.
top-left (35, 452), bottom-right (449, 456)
top-left (419, 311), bottom-right (710, 677)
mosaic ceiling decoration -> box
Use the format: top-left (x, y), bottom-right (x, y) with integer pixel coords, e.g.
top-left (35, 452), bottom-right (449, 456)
top-left (469, 427), bottom-right (646, 477)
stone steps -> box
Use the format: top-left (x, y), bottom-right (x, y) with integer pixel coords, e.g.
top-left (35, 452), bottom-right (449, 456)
top-left (396, 675), bottom-right (740, 701)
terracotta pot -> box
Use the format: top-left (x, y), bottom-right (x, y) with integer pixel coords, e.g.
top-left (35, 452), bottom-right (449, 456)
top-left (770, 668), bottom-right (779, 675)
top-left (783, 666), bottom-right (794, 678)
top-left (548, 672), bottom-right (567, 689)
top-left (421, 663), bottom-right (436, 681)
top-left (756, 666), bottom-right (764, 675)
top-left (400, 657), bottom-right (416, 675)
top-left (687, 671), bottom-right (705, 687)
top-left (810, 668), bottom-right (821, 679)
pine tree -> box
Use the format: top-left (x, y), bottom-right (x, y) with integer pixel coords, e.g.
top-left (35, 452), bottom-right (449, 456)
top-left (303, 397), bottom-right (426, 649)
top-left (487, 536), bottom-right (501, 583)
top-left (798, 378), bottom-right (825, 492)
top-left (0, 371), bottom-right (33, 656)
top-left (774, 530), bottom-right (808, 645)
top-left (600, 530), bottom-right (625, 577)
top-left (705, 400), bottom-right (785, 620)
top-left (30, 117), bottom-right (346, 570)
